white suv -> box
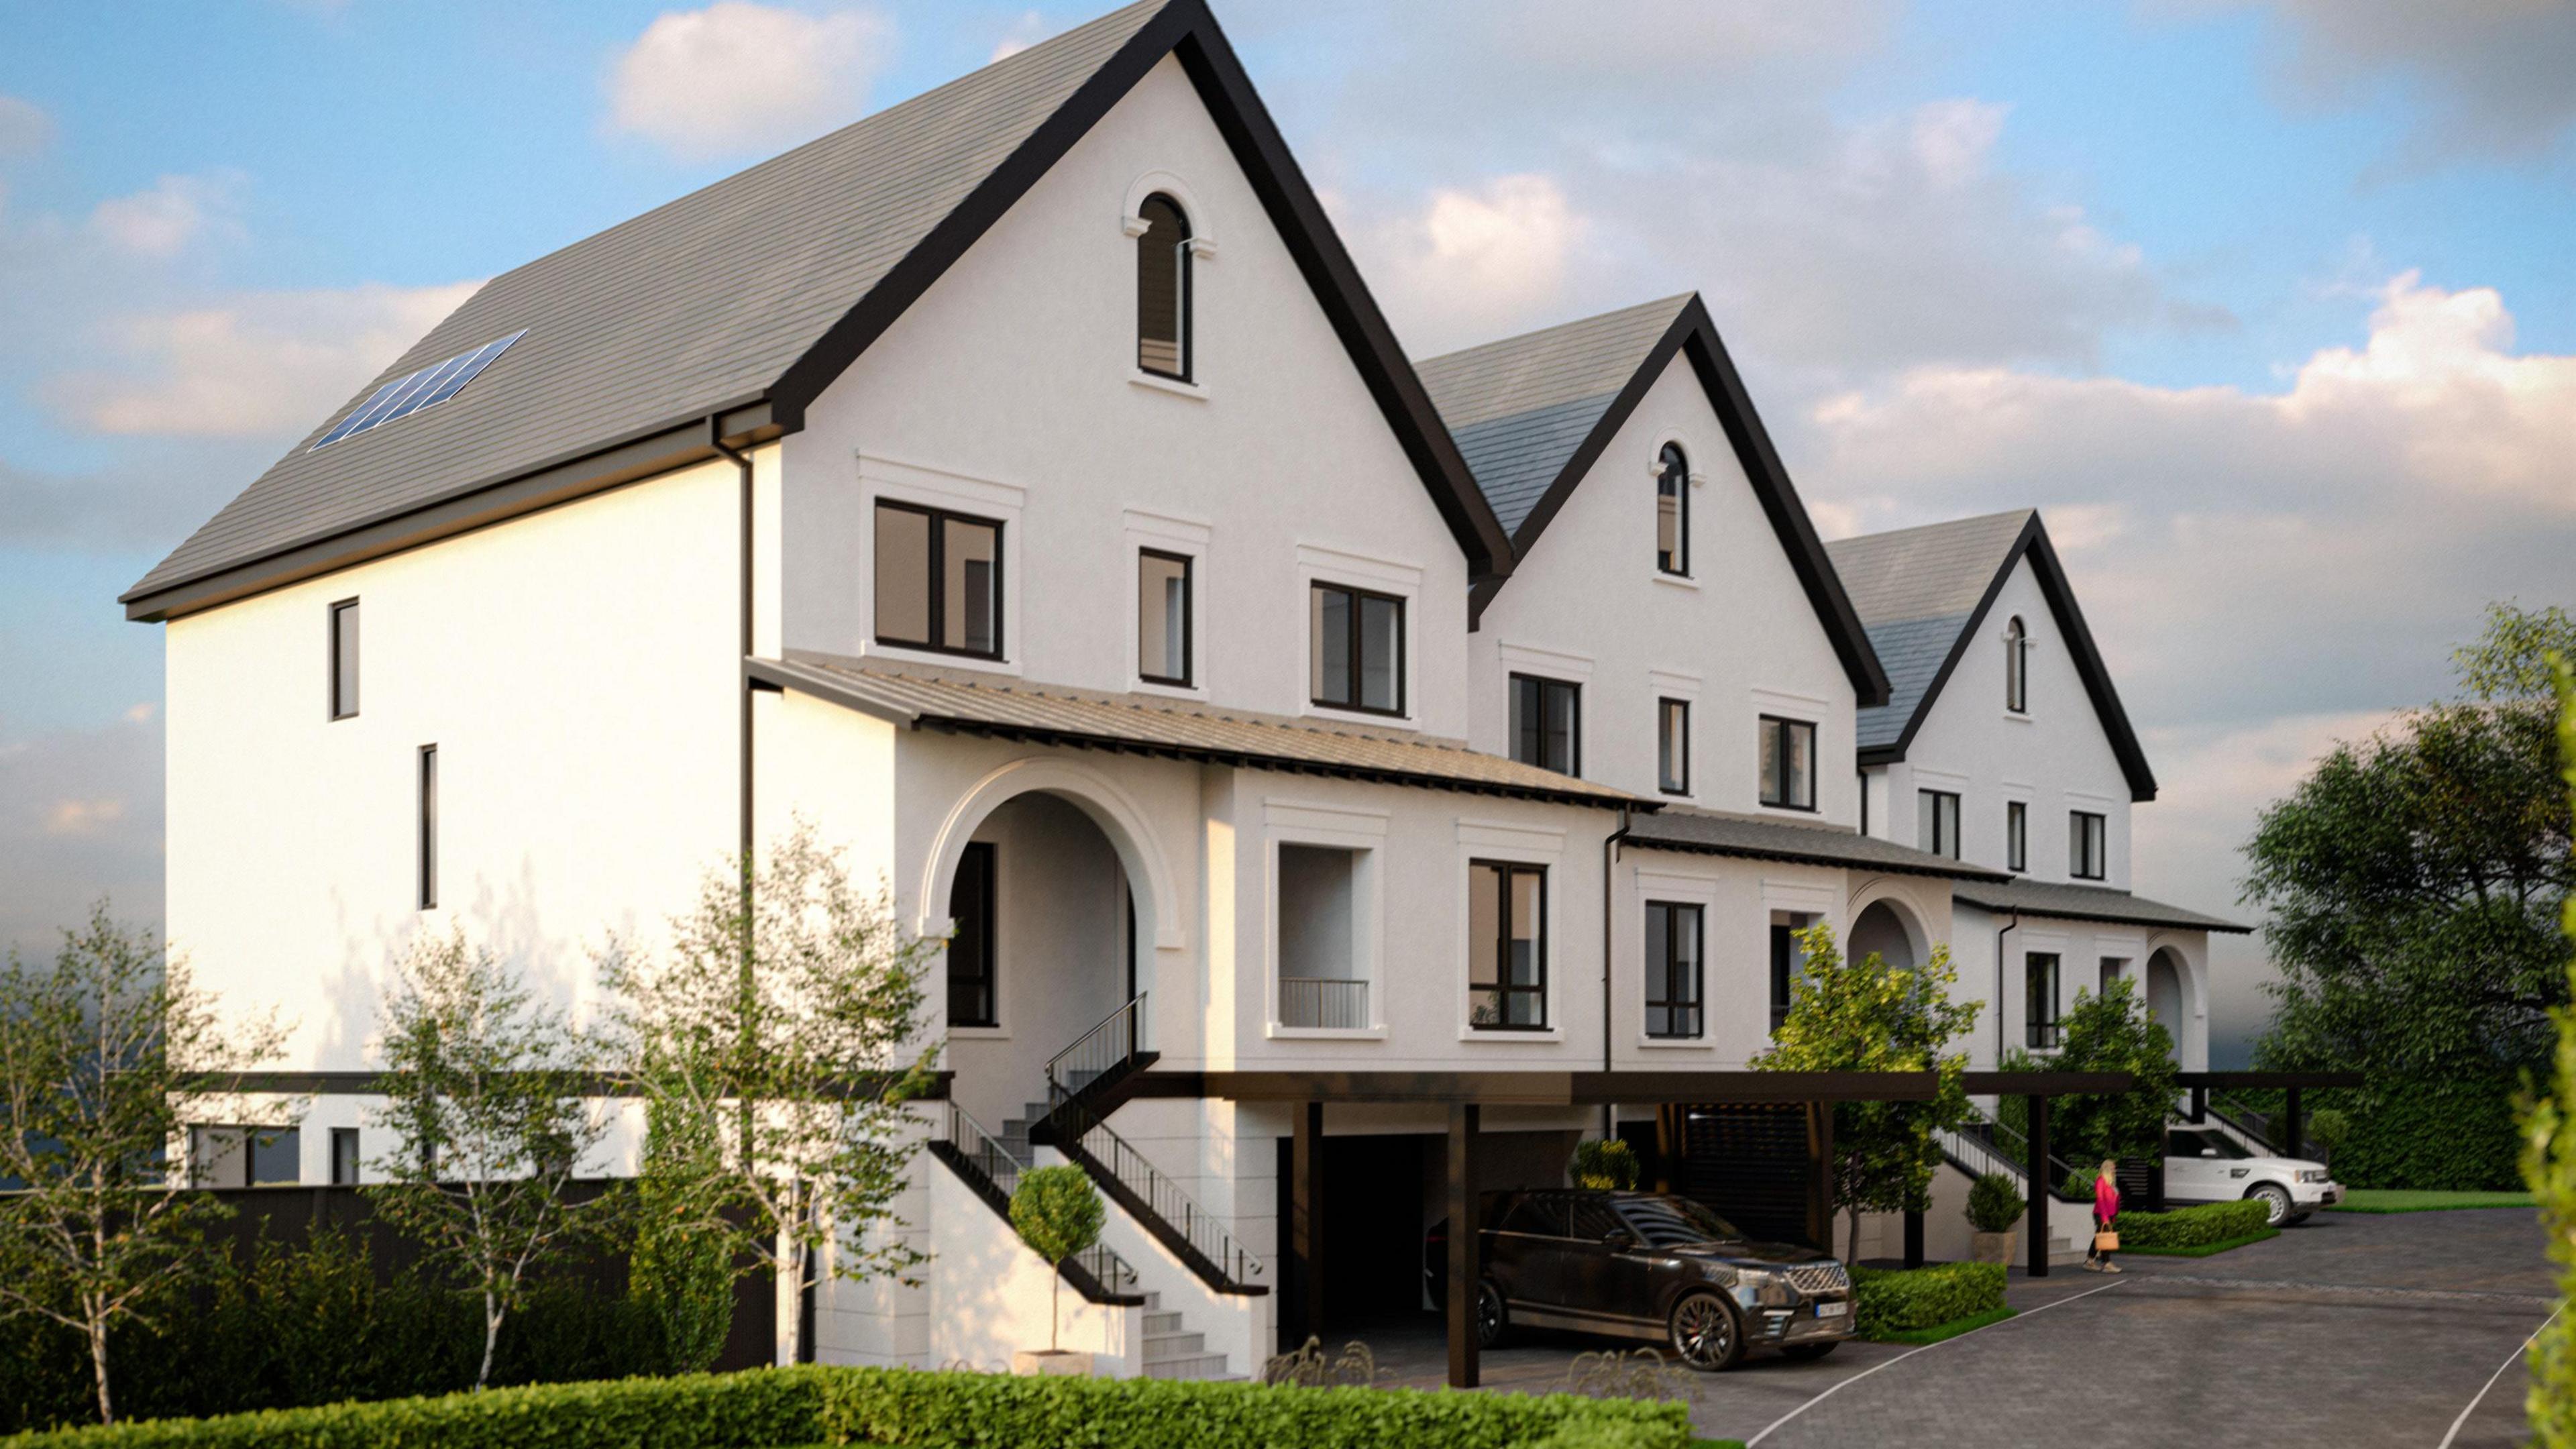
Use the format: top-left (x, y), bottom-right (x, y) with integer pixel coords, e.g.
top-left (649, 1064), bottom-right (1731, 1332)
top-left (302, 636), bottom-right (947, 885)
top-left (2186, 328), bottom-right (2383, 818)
top-left (2164, 1126), bottom-right (2341, 1226)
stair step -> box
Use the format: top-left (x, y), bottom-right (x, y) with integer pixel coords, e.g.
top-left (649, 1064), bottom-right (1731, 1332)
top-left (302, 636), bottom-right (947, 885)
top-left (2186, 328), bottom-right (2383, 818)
top-left (1138, 1291), bottom-right (1160, 1310)
top-left (1142, 1310), bottom-right (1183, 1333)
top-left (1141, 1351), bottom-right (1230, 1381)
top-left (1146, 1330), bottom-right (1205, 1356)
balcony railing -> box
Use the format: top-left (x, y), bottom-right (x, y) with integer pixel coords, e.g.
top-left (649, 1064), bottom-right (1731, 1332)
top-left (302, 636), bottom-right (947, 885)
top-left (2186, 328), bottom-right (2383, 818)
top-left (1277, 977), bottom-right (1369, 1030)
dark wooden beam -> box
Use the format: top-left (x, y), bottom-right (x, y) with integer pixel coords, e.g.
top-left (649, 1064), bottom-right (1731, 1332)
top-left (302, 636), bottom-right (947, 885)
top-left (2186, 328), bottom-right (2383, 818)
top-left (1959, 1071), bottom-right (2133, 1095)
top-left (1162, 1069), bottom-right (1943, 1106)
top-left (1446, 1102), bottom-right (1480, 1389)
top-left (1293, 1101), bottom-right (1324, 1348)
top-left (2026, 1093), bottom-right (2051, 1279)
top-left (1903, 1208), bottom-right (1925, 1269)
top-left (2173, 1071), bottom-right (2364, 1090)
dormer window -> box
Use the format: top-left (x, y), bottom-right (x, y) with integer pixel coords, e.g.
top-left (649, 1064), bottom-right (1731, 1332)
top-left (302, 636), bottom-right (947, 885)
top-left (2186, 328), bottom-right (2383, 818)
top-left (1136, 193), bottom-right (1191, 380)
top-left (1656, 443), bottom-right (1688, 575)
top-left (2004, 615), bottom-right (2029, 713)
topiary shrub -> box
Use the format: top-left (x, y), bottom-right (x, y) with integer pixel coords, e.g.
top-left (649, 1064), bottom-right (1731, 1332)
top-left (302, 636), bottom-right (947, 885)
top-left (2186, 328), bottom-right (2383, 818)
top-left (1847, 1262), bottom-right (2004, 1337)
top-left (1966, 1173), bottom-right (2023, 1233)
top-left (2110, 1199), bottom-right (2271, 1248)
top-left (1008, 1165), bottom-right (1104, 1354)
top-left (1570, 1139), bottom-right (1639, 1191)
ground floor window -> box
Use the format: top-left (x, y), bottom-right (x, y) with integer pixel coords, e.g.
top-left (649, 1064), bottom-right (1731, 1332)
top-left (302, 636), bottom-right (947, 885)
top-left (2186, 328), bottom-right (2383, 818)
top-left (1468, 860), bottom-right (1547, 1029)
top-left (1769, 912), bottom-right (1815, 1033)
top-left (329, 1126), bottom-right (361, 1185)
top-left (1644, 901), bottom-right (1703, 1039)
top-left (2025, 952), bottom-right (2062, 1049)
top-left (947, 841), bottom-right (998, 1028)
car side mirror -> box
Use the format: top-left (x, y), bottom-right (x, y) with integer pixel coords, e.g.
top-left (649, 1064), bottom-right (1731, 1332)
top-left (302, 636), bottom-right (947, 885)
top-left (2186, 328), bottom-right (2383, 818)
top-left (1603, 1230), bottom-right (1635, 1252)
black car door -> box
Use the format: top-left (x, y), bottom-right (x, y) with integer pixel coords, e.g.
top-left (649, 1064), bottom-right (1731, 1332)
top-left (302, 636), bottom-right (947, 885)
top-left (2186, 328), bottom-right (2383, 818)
top-left (1563, 1197), bottom-right (1656, 1333)
top-left (1486, 1193), bottom-right (1566, 1311)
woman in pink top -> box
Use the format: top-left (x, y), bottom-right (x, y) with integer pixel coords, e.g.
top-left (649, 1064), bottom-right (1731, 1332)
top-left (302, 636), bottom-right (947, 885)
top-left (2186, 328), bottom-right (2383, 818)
top-left (2086, 1159), bottom-right (2122, 1273)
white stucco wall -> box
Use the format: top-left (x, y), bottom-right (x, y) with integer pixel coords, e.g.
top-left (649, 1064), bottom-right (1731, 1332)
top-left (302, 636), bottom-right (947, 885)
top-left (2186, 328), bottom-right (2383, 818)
top-left (1948, 902), bottom-right (2210, 1073)
top-left (1862, 557), bottom-right (2135, 887)
top-left (781, 54), bottom-right (1474, 741)
top-left (1468, 352), bottom-right (1862, 824)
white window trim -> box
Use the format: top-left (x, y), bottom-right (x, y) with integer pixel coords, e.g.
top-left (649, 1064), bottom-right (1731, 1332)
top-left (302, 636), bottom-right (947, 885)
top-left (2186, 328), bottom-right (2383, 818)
top-left (1125, 509), bottom-right (1212, 700)
top-left (855, 453), bottom-right (1025, 678)
top-left (1263, 800), bottom-right (1387, 1040)
top-left (1297, 543), bottom-right (1424, 729)
top-left (1456, 819), bottom-right (1565, 1042)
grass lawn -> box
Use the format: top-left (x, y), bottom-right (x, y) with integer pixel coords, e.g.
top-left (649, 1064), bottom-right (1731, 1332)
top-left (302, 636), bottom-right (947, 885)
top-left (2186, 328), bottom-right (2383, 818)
top-left (2328, 1189), bottom-right (2536, 1214)
top-left (1866, 1305), bottom-right (2017, 1346)
top-left (2119, 1227), bottom-right (2279, 1257)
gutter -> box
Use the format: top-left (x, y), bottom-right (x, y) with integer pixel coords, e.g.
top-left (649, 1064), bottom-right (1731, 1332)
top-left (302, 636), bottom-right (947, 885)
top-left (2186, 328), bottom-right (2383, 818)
top-left (1601, 804), bottom-right (1633, 1138)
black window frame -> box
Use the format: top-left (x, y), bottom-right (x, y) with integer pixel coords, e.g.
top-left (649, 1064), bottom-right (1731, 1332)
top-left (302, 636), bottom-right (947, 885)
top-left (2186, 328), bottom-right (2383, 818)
top-left (1467, 859), bottom-right (1548, 1031)
top-left (1919, 788), bottom-right (1961, 859)
top-left (1308, 581), bottom-right (1407, 717)
top-left (328, 598), bottom-right (360, 721)
top-left (1136, 547), bottom-right (1194, 688)
top-left (1644, 900), bottom-right (1703, 1040)
top-left (2006, 800), bottom-right (2028, 873)
top-left (1135, 193), bottom-right (1193, 382)
top-left (2070, 810), bottom-right (2108, 880)
top-left (1758, 714), bottom-right (1817, 811)
top-left (947, 841), bottom-right (998, 1029)
top-left (873, 498), bottom-right (1006, 661)
top-left (1657, 697), bottom-right (1690, 796)
top-left (1768, 920), bottom-right (1804, 1034)
top-left (417, 743), bottom-right (437, 911)
top-left (1655, 442), bottom-right (1689, 576)
top-left (2025, 951), bottom-right (2062, 1049)
top-left (329, 1126), bottom-right (361, 1186)
top-left (2004, 614), bottom-right (2029, 714)
top-left (1507, 673), bottom-right (1581, 776)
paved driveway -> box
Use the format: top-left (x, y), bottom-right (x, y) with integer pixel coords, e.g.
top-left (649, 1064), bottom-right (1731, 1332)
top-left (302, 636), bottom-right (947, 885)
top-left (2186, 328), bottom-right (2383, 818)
top-left (1366, 1208), bottom-right (2553, 1446)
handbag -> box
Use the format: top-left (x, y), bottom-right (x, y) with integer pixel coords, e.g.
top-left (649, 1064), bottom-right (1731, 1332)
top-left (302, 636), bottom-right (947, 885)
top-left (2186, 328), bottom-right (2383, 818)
top-left (2093, 1230), bottom-right (2120, 1252)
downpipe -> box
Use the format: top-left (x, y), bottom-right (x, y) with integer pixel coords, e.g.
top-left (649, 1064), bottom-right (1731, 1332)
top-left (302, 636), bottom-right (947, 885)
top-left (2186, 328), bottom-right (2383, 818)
top-left (1601, 806), bottom-right (1632, 1139)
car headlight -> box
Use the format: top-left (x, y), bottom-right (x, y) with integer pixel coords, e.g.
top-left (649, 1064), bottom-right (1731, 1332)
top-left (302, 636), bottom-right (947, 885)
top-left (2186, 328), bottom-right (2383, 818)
top-left (2298, 1170), bottom-right (2328, 1184)
top-left (1735, 1267), bottom-right (1794, 1307)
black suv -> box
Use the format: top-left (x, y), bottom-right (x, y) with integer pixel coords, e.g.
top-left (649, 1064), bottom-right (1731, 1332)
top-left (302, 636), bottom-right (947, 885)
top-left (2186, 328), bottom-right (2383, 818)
top-left (1424, 1189), bottom-right (1855, 1371)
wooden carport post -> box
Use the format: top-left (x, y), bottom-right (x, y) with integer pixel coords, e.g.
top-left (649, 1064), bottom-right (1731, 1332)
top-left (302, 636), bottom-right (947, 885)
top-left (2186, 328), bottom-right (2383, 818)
top-left (1805, 1102), bottom-right (1835, 1252)
top-left (2025, 1093), bottom-right (2051, 1279)
top-left (1446, 1102), bottom-right (1480, 1389)
top-left (2283, 1086), bottom-right (2304, 1161)
top-left (1292, 1100), bottom-right (1324, 1350)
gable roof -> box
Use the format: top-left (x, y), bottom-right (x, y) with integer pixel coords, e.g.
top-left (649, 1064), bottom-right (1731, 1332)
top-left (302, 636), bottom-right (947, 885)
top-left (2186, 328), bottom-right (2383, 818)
top-left (123, 0), bottom-right (1509, 621)
top-left (1824, 510), bottom-right (2158, 802)
top-left (1414, 294), bottom-right (1888, 707)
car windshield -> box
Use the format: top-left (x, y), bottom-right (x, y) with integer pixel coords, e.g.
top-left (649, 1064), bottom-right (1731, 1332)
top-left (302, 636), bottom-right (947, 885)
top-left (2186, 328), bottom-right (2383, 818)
top-left (1617, 1196), bottom-right (1746, 1247)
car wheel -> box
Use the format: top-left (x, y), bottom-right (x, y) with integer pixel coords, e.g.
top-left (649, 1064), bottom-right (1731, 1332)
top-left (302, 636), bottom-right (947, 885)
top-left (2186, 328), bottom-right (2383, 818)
top-left (2248, 1181), bottom-right (2293, 1226)
top-left (1668, 1291), bottom-right (1743, 1373)
top-left (1781, 1342), bottom-right (1839, 1362)
top-left (1475, 1279), bottom-right (1508, 1349)
top-left (2286, 1210), bottom-right (2312, 1226)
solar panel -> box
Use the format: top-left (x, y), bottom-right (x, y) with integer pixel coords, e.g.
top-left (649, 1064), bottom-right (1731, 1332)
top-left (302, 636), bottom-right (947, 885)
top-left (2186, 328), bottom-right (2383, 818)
top-left (311, 330), bottom-right (527, 450)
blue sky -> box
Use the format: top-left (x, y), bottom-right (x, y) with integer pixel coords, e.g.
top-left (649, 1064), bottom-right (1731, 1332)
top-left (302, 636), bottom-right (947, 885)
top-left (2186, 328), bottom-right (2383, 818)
top-left (3, 0), bottom-right (2572, 1061)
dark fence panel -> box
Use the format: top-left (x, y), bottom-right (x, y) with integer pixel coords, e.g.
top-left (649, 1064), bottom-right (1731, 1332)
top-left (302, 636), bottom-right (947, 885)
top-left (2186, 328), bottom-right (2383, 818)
top-left (1676, 1103), bottom-right (1814, 1248)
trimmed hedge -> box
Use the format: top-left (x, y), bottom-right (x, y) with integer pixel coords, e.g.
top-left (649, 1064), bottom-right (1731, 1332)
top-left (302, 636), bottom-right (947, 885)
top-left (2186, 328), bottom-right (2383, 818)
top-left (2110, 1199), bottom-right (2271, 1249)
top-left (2, 1364), bottom-right (1695, 1449)
top-left (1847, 1261), bottom-right (2005, 1338)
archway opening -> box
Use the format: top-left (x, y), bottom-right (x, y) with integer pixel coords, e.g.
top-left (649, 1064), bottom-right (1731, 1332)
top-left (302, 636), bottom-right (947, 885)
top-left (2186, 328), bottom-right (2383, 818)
top-left (1847, 899), bottom-right (1920, 972)
top-left (2145, 949), bottom-right (2185, 1063)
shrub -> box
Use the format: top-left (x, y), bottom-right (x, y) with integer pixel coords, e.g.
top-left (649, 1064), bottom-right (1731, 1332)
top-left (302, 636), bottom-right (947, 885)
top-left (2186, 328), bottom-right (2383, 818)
top-left (2110, 1199), bottom-right (2271, 1248)
top-left (1008, 1165), bottom-right (1104, 1354)
top-left (3, 1364), bottom-right (1695, 1449)
top-left (1847, 1262), bottom-right (2004, 1338)
top-left (1966, 1173), bottom-right (2023, 1232)
top-left (1571, 1139), bottom-right (1640, 1191)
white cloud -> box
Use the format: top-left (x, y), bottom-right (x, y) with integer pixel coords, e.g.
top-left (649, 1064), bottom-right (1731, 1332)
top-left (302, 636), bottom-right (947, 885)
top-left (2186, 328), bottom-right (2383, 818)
top-left (0, 714), bottom-right (162, 958)
top-left (605, 2), bottom-right (894, 162)
top-left (0, 93), bottom-right (50, 158)
top-left (87, 172), bottom-right (244, 260)
top-left (48, 280), bottom-right (478, 439)
top-left (989, 9), bottom-right (1050, 62)
top-left (1368, 174), bottom-right (1587, 350)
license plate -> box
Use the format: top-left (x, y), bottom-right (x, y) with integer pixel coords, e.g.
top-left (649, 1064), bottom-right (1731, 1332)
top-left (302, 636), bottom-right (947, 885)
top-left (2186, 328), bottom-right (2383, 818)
top-left (1815, 1301), bottom-right (1847, 1318)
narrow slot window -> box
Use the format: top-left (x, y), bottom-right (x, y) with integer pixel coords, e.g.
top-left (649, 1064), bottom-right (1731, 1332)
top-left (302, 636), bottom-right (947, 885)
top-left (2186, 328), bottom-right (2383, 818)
top-left (2006, 800), bottom-right (2028, 873)
top-left (417, 744), bottom-right (437, 910)
top-left (1657, 698), bottom-right (1690, 796)
top-left (1644, 900), bottom-right (1703, 1039)
top-left (329, 599), bottom-right (360, 720)
top-left (947, 842), bottom-right (997, 1028)
top-left (1138, 549), bottom-right (1192, 686)
top-left (2025, 953), bottom-right (2062, 1049)
top-left (1655, 443), bottom-right (1688, 575)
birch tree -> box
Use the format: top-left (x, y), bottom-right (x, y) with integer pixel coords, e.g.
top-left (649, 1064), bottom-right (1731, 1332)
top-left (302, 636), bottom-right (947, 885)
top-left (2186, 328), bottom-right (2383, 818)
top-left (599, 822), bottom-right (940, 1366)
top-left (0, 906), bottom-right (290, 1424)
top-left (368, 929), bottom-right (609, 1390)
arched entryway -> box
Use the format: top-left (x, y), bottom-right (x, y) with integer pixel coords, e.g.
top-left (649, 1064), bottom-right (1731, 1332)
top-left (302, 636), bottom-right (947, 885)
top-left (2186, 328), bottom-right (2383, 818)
top-left (1847, 898), bottom-right (1923, 971)
top-left (2145, 948), bottom-right (2186, 1063)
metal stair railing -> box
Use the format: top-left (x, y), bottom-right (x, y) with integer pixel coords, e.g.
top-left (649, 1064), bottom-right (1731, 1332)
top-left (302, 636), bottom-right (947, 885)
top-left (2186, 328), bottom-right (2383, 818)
top-left (1939, 1099), bottom-right (2083, 1197)
top-left (1046, 993), bottom-right (1146, 1098)
top-left (2204, 1090), bottom-right (2289, 1156)
top-left (935, 1099), bottom-right (1138, 1297)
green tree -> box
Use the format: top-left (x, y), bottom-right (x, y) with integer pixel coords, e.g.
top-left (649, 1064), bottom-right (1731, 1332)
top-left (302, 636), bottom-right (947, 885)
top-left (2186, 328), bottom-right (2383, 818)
top-left (599, 822), bottom-right (940, 1366)
top-left (1755, 924), bottom-right (1980, 1261)
top-left (629, 1093), bottom-right (735, 1373)
top-left (0, 906), bottom-right (290, 1424)
top-left (2037, 976), bottom-right (2179, 1175)
top-left (1008, 1165), bottom-right (1104, 1354)
top-left (369, 929), bottom-right (611, 1390)
top-left (2248, 602), bottom-right (2574, 1079)
top-left (2522, 654), bottom-right (2576, 1445)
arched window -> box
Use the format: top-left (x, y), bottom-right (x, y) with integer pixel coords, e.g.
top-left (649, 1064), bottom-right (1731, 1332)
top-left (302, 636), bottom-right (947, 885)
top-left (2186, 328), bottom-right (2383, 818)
top-left (2004, 615), bottom-right (2029, 712)
top-left (1136, 194), bottom-right (1191, 380)
top-left (1655, 443), bottom-right (1688, 575)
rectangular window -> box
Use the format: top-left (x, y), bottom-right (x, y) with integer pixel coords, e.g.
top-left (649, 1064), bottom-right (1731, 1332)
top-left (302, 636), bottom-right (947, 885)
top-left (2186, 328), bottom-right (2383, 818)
top-left (2025, 953), bottom-right (2062, 1049)
top-left (873, 500), bottom-right (1002, 659)
top-left (1657, 698), bottom-right (1690, 795)
top-left (1918, 790), bottom-right (1961, 859)
top-left (947, 842), bottom-right (997, 1028)
top-left (1644, 901), bottom-right (1703, 1039)
top-left (329, 598), bottom-right (360, 720)
top-left (417, 745), bottom-right (437, 910)
top-left (1769, 912), bottom-right (1813, 1034)
top-left (1758, 716), bottom-right (1816, 810)
top-left (1137, 549), bottom-right (1192, 686)
top-left (2070, 810), bottom-right (2107, 879)
top-left (329, 1127), bottom-right (361, 1186)
top-left (1656, 466), bottom-right (1687, 575)
top-left (1278, 845), bottom-right (1366, 1028)
top-left (1508, 674), bottom-right (1580, 775)
top-left (189, 1126), bottom-right (248, 1189)
top-left (1309, 583), bottom-right (1405, 715)
top-left (2100, 956), bottom-right (2125, 995)
top-left (2006, 800), bottom-right (2028, 873)
top-left (1468, 861), bottom-right (1547, 1030)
